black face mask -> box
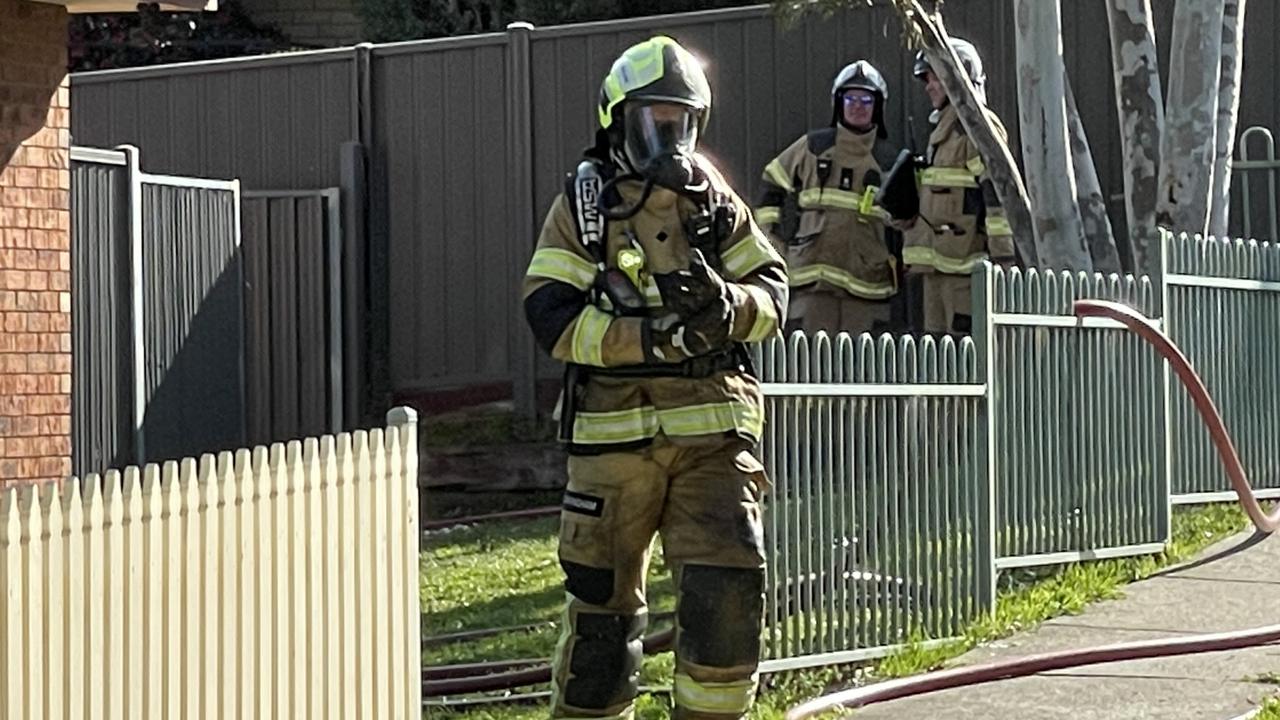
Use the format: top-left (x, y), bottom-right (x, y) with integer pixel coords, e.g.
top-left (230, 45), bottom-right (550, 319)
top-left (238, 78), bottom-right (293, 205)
top-left (623, 102), bottom-right (702, 191)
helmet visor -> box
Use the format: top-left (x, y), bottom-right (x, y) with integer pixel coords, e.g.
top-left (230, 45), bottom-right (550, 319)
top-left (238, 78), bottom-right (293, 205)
top-left (623, 101), bottom-right (700, 171)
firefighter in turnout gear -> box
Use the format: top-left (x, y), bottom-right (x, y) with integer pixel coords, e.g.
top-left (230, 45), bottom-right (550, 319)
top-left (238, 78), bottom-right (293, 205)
top-left (521, 36), bottom-right (788, 720)
top-left (901, 37), bottom-right (1015, 335)
top-left (755, 59), bottom-right (904, 336)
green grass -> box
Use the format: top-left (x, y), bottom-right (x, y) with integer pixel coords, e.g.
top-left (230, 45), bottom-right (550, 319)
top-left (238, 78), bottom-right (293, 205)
top-left (1256, 696), bottom-right (1280, 720)
top-left (424, 502), bottom-right (1260, 719)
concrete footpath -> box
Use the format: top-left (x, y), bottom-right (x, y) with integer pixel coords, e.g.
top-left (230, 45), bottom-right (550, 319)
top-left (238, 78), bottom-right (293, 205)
top-left (850, 530), bottom-right (1280, 719)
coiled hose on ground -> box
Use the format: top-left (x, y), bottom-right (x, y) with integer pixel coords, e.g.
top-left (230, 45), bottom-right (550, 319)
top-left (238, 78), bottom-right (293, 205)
top-left (784, 298), bottom-right (1280, 720)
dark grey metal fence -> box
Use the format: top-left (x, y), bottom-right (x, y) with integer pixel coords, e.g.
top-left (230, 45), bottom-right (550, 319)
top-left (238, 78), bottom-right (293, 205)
top-left (137, 174), bottom-right (246, 463)
top-left (72, 146), bottom-right (357, 473)
top-left (70, 149), bottom-right (135, 478)
top-left (69, 1), bottom-right (1280, 418)
top-left (242, 189), bottom-right (345, 446)
top-left (71, 147), bottom-right (246, 472)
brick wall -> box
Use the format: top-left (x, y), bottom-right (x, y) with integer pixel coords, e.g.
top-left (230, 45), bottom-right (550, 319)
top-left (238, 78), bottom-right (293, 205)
top-left (240, 0), bottom-right (363, 47)
top-left (0, 0), bottom-right (73, 484)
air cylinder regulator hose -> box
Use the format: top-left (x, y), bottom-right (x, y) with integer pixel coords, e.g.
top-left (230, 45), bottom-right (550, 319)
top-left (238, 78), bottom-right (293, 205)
top-left (784, 299), bottom-right (1280, 720)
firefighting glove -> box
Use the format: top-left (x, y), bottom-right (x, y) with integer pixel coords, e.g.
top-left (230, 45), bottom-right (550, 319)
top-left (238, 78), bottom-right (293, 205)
top-left (643, 299), bottom-right (734, 363)
top-left (653, 249), bottom-right (729, 320)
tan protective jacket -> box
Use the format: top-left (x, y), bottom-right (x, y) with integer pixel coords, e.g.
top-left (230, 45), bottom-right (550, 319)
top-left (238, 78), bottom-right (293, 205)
top-left (756, 125), bottom-right (899, 300)
top-left (522, 154), bottom-right (788, 453)
top-left (903, 104), bottom-right (1015, 274)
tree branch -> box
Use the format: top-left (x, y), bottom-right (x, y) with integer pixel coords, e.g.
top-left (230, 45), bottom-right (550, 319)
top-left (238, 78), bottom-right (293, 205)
top-left (893, 0), bottom-right (1039, 267)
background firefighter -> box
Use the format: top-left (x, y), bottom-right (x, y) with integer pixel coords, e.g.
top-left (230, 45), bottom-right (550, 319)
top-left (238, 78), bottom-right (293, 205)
top-left (899, 37), bottom-right (1017, 335)
top-left (520, 36), bottom-right (789, 720)
top-left (754, 59), bottom-right (906, 337)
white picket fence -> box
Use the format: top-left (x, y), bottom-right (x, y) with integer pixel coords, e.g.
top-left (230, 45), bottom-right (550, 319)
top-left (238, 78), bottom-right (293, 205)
top-left (0, 407), bottom-right (421, 720)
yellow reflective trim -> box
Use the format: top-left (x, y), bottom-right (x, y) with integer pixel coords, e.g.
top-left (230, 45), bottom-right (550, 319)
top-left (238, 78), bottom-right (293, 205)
top-left (789, 264), bottom-right (896, 300)
top-left (902, 245), bottom-right (936, 267)
top-left (642, 277), bottom-right (663, 307)
top-left (528, 247), bottom-right (597, 290)
top-left (599, 37), bottom-right (672, 128)
top-left (965, 155), bottom-right (986, 176)
top-left (985, 215), bottom-right (1013, 237)
top-left (795, 188), bottom-right (889, 221)
top-left (798, 187), bottom-right (860, 211)
top-left (742, 285), bottom-right (779, 342)
top-left (920, 167), bottom-right (979, 189)
top-left (764, 158), bottom-right (792, 191)
top-left (657, 401), bottom-right (764, 440)
top-left (569, 306), bottom-right (613, 367)
top-left (722, 234), bottom-right (777, 281)
top-left (673, 673), bottom-right (758, 715)
top-left (573, 406), bottom-right (660, 444)
top-left (574, 399), bottom-right (765, 445)
top-left (754, 206), bottom-right (780, 226)
top-left (901, 245), bottom-right (987, 274)
top-left (932, 251), bottom-right (988, 274)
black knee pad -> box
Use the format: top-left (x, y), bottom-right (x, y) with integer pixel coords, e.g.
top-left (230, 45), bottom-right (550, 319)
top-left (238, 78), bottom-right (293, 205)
top-left (677, 565), bottom-right (764, 668)
top-left (564, 612), bottom-right (646, 709)
top-left (562, 559), bottom-right (614, 606)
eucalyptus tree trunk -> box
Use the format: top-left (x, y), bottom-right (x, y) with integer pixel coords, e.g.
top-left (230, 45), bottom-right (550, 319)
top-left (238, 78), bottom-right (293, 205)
top-left (1014, 0), bottom-right (1091, 272)
top-left (1208, 0), bottom-right (1246, 239)
top-left (1106, 0), bottom-right (1165, 276)
top-left (1066, 82), bottom-right (1123, 274)
top-left (1156, 0), bottom-right (1225, 238)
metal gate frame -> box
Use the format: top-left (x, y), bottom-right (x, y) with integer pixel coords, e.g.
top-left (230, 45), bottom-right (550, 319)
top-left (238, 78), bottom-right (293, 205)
top-left (70, 144), bottom-right (244, 469)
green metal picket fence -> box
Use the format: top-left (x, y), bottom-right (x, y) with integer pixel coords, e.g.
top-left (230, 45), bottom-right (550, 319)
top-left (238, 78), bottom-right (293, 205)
top-left (1165, 232), bottom-right (1280, 502)
top-left (754, 332), bottom-right (987, 669)
top-left (754, 230), bottom-right (1280, 669)
top-left (987, 267), bottom-right (1167, 567)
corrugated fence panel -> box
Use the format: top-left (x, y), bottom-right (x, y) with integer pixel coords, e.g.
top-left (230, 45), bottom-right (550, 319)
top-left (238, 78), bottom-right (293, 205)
top-left (990, 267), bottom-right (1167, 563)
top-left (71, 155), bottom-right (135, 477)
top-left (70, 49), bottom-right (357, 189)
top-left (372, 36), bottom-right (516, 392)
top-left (67, 1), bottom-right (1280, 405)
top-left (140, 182), bottom-right (245, 464)
top-left (756, 331), bottom-right (986, 668)
top-left (241, 192), bottom-right (341, 447)
top-left (1166, 233), bottom-right (1280, 499)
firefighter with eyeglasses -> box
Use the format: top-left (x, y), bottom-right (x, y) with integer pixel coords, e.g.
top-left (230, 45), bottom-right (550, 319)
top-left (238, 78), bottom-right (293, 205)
top-left (521, 35), bottom-right (788, 720)
top-left (755, 59), bottom-right (904, 337)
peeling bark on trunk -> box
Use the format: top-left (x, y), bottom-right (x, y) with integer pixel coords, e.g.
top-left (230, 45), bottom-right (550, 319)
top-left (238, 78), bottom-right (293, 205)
top-left (1208, 0), bottom-right (1246, 239)
top-left (1157, 0), bottom-right (1224, 238)
top-left (1066, 82), bottom-right (1123, 275)
top-left (1014, 0), bottom-right (1091, 272)
top-left (1107, 0), bottom-right (1164, 277)
top-left (897, 0), bottom-right (1039, 267)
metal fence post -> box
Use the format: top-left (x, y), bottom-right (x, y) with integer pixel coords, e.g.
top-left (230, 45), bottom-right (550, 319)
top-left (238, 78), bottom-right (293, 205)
top-left (340, 141), bottom-right (369, 428)
top-left (119, 144), bottom-right (147, 467)
top-left (971, 262), bottom-right (998, 612)
top-left (356, 41), bottom-right (393, 421)
top-left (506, 21), bottom-right (538, 427)
top-left (1156, 228), bottom-right (1173, 543)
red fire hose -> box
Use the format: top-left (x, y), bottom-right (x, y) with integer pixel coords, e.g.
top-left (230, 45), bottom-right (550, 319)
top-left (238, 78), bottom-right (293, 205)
top-left (785, 299), bottom-right (1280, 720)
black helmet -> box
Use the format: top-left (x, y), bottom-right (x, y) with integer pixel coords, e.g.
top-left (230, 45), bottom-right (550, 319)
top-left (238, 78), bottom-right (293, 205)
top-left (830, 59), bottom-right (889, 138)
